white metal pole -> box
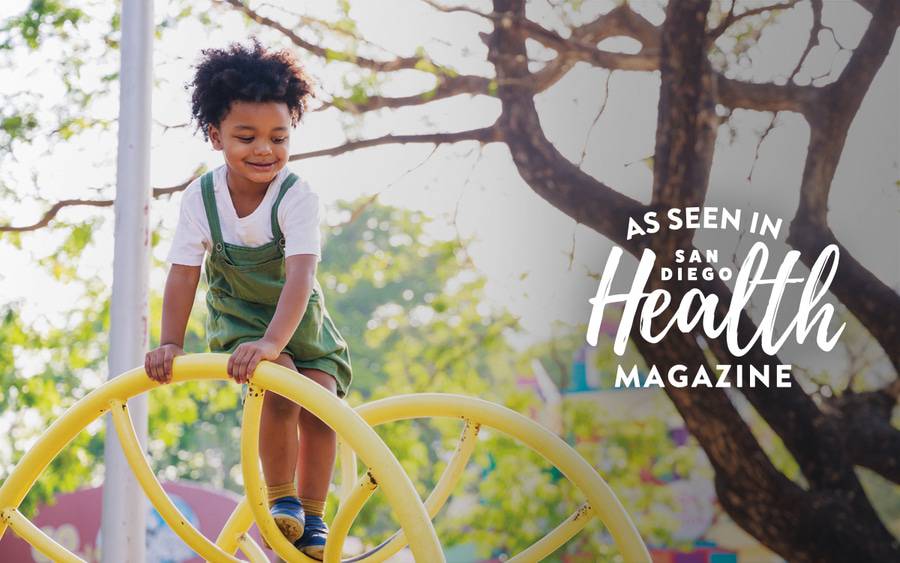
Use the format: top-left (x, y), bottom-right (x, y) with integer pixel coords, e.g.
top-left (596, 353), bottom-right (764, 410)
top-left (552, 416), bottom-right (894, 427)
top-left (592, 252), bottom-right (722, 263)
top-left (101, 0), bottom-right (153, 561)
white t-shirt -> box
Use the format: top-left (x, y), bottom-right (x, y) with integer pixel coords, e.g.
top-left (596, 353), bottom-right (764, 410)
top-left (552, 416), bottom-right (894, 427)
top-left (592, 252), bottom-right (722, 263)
top-left (166, 165), bottom-right (321, 266)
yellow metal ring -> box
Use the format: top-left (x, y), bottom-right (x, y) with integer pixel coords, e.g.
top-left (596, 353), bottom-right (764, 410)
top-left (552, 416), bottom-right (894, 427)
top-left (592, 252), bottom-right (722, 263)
top-left (329, 394), bottom-right (650, 563)
top-left (0, 354), bottom-right (443, 563)
top-left (0, 354), bottom-right (649, 562)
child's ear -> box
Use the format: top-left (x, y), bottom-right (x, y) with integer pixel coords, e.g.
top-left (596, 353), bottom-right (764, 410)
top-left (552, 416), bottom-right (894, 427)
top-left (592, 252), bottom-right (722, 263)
top-left (208, 125), bottom-right (223, 150)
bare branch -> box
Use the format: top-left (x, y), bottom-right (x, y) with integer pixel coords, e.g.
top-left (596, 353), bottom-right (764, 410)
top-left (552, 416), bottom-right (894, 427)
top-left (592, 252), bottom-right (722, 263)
top-left (332, 144), bottom-right (445, 228)
top-left (288, 124), bottom-right (500, 162)
top-left (0, 124), bottom-right (500, 233)
top-left (517, 15), bottom-right (659, 71)
top-left (450, 147), bottom-right (485, 267)
top-left (787, 0), bottom-right (824, 80)
top-left (486, 2), bottom-right (644, 245)
top-left (529, 4), bottom-right (659, 92)
top-left (737, 0), bottom-right (824, 165)
top-left (710, 0), bottom-right (801, 38)
top-left (830, 386), bottom-right (900, 484)
top-left (418, 0), bottom-right (492, 19)
top-left (715, 74), bottom-right (818, 113)
top-left (524, 6), bottom-right (820, 114)
top-left (0, 174), bottom-right (199, 233)
top-left (319, 74), bottom-right (492, 113)
top-left (0, 199), bottom-right (114, 233)
top-left (379, 143), bottom-right (442, 192)
top-left (259, 2), bottom-right (383, 49)
top-left (578, 71), bottom-right (611, 167)
top-left (216, 0), bottom-right (428, 73)
top-left (787, 0), bottom-right (900, 371)
top-left (747, 114), bottom-right (778, 183)
top-left (583, 3), bottom-right (660, 50)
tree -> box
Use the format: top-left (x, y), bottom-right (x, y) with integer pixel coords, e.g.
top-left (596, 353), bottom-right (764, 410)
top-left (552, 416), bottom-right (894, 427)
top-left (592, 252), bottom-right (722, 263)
top-left (194, 2), bottom-right (900, 559)
top-left (0, 1), bottom-right (897, 560)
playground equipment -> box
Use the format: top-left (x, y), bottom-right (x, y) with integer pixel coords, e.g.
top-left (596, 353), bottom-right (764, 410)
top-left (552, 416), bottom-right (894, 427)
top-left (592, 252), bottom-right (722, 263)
top-left (0, 354), bottom-right (651, 562)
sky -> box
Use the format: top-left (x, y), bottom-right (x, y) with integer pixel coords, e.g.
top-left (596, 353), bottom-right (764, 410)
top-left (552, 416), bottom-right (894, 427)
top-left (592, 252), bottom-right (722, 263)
top-left (0, 0), bottom-right (897, 376)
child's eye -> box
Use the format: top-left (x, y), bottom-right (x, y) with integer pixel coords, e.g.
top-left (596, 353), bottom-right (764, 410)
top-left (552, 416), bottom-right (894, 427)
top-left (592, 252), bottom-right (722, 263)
top-left (236, 136), bottom-right (253, 142)
top-left (273, 137), bottom-right (287, 144)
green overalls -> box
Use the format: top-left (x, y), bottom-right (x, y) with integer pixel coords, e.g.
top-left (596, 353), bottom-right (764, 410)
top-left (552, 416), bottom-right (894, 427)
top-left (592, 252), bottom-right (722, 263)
top-left (200, 171), bottom-right (352, 398)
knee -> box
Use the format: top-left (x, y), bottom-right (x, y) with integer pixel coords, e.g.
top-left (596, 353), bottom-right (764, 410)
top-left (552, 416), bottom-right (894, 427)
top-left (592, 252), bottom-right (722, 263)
top-left (273, 353), bottom-right (297, 370)
top-left (299, 369), bottom-right (338, 395)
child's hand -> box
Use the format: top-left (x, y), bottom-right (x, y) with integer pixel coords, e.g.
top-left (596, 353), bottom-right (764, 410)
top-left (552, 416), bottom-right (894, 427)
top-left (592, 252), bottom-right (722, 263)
top-left (228, 338), bottom-right (281, 384)
top-left (145, 344), bottom-right (185, 384)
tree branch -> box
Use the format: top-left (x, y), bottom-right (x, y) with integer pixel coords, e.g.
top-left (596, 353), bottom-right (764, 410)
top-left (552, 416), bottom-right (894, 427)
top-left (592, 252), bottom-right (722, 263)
top-left (0, 199), bottom-right (113, 233)
top-left (787, 0), bottom-right (900, 372)
top-left (0, 176), bottom-right (200, 233)
top-left (789, 223), bottom-right (900, 373)
top-left (418, 0), bottom-right (492, 19)
top-left (710, 0), bottom-right (801, 38)
top-left (523, 5), bottom-right (821, 114)
top-left (715, 74), bottom-right (819, 113)
top-left (217, 0), bottom-right (430, 73)
top-left (829, 384), bottom-right (900, 484)
top-left (787, 0), bottom-right (824, 80)
top-left (1, 124), bottom-right (501, 233)
top-left (486, 1), bottom-right (644, 246)
top-left (287, 125), bottom-right (501, 162)
top-left (320, 74), bottom-right (492, 113)
top-left (516, 13), bottom-right (659, 71)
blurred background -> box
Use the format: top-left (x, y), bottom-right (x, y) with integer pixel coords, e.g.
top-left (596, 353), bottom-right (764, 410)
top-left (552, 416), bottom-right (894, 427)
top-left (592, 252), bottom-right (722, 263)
top-left (0, 1), bottom-right (897, 561)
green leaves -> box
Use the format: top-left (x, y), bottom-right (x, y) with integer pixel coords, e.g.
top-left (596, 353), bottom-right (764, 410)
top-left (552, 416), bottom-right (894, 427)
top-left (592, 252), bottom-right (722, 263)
top-left (2, 0), bottom-right (85, 50)
top-left (325, 47), bottom-right (351, 63)
top-left (1, 114), bottom-right (39, 139)
top-left (0, 282), bottom-right (110, 516)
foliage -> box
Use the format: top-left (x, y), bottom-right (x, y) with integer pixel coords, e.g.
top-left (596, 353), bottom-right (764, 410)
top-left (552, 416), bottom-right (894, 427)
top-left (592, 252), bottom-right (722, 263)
top-left (0, 235), bottom-right (110, 516)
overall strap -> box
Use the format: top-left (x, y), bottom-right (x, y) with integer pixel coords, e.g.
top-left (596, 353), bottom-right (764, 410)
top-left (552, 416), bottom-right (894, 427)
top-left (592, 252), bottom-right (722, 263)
top-left (270, 173), bottom-right (299, 249)
top-left (200, 172), bottom-right (227, 255)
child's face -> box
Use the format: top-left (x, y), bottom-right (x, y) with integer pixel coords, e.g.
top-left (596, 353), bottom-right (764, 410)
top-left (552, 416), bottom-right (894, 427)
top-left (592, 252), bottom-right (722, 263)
top-left (208, 101), bottom-right (292, 189)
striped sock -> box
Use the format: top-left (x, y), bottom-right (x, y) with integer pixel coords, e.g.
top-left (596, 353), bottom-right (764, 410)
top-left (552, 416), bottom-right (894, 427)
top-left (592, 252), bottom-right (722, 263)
top-left (299, 497), bottom-right (325, 517)
top-left (267, 482), bottom-right (297, 507)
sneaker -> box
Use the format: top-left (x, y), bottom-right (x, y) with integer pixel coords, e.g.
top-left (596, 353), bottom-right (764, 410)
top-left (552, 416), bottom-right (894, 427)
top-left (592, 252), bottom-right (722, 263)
top-left (270, 496), bottom-right (305, 544)
top-left (294, 514), bottom-right (328, 560)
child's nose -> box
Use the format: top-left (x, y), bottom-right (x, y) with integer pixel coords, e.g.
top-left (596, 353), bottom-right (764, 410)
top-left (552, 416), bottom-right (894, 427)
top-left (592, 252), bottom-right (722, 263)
top-left (254, 141), bottom-right (272, 155)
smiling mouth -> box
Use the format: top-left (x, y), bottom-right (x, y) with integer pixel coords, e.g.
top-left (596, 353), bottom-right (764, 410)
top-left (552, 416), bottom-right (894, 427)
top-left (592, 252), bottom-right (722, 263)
top-left (247, 161), bottom-right (277, 168)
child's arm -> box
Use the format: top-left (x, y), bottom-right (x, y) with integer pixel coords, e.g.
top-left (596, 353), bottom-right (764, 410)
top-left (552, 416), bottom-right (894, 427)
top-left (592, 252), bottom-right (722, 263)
top-left (227, 254), bottom-right (317, 383)
top-left (145, 264), bottom-right (202, 383)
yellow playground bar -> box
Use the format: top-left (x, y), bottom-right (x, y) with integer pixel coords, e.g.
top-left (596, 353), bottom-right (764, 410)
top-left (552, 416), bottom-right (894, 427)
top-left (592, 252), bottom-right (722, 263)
top-left (0, 354), bottom-right (651, 562)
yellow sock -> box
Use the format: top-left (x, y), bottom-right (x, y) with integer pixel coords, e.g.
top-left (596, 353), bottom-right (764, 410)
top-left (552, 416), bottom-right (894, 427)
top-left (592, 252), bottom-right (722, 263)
top-left (300, 497), bottom-right (325, 517)
top-left (267, 482), bottom-right (297, 506)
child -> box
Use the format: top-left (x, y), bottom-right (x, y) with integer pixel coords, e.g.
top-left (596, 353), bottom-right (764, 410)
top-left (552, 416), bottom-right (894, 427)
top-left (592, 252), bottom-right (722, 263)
top-left (144, 40), bottom-right (351, 560)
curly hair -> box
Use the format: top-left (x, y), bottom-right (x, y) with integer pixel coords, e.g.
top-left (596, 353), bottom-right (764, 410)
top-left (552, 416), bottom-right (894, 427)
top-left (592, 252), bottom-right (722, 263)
top-left (189, 39), bottom-right (315, 139)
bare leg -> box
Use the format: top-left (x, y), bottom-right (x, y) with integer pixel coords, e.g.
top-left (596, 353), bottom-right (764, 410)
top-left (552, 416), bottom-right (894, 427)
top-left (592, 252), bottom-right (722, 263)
top-left (295, 368), bottom-right (338, 503)
top-left (258, 353), bottom-right (303, 487)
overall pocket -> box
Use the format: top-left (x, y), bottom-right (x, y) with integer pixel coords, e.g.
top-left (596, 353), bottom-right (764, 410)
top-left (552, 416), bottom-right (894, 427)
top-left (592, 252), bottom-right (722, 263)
top-left (210, 255), bottom-right (285, 306)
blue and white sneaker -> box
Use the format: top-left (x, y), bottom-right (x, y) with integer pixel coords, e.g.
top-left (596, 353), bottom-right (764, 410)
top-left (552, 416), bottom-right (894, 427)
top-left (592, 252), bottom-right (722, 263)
top-left (294, 514), bottom-right (328, 560)
top-left (270, 496), bottom-right (305, 544)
